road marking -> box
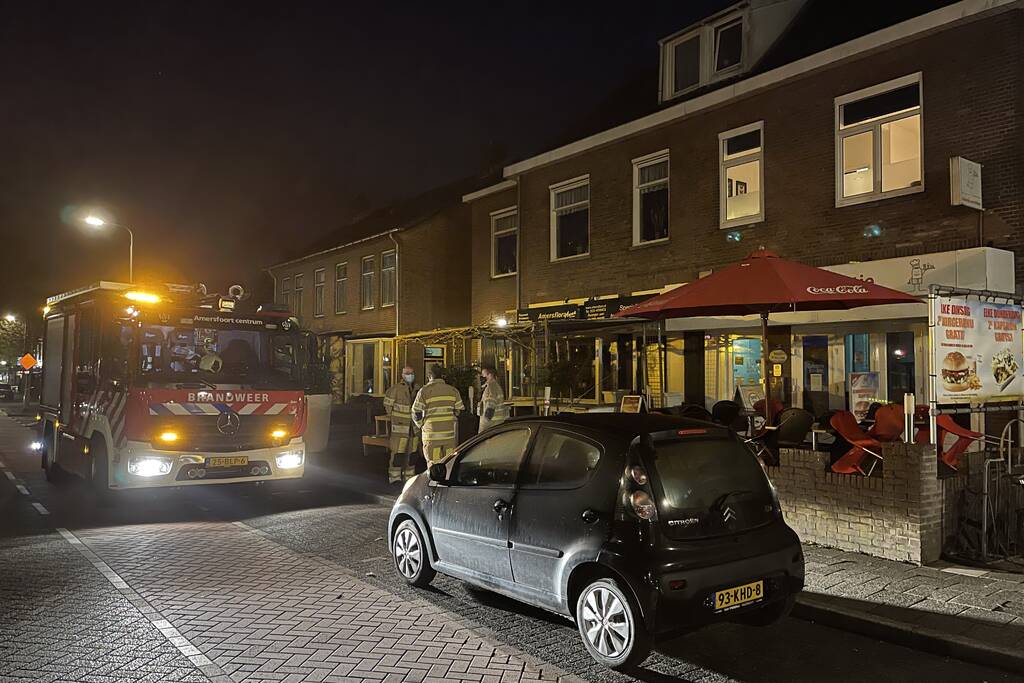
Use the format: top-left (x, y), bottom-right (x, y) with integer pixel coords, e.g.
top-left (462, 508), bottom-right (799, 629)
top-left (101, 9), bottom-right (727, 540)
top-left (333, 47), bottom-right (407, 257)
top-left (3, 471), bottom-right (15, 481)
top-left (16, 484), bottom-right (29, 495)
top-left (31, 502), bottom-right (49, 515)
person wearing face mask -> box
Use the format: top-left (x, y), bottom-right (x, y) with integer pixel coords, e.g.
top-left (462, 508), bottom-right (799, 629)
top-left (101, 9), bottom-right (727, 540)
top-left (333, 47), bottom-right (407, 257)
top-left (476, 365), bottom-right (508, 432)
top-left (383, 365), bottom-right (419, 483)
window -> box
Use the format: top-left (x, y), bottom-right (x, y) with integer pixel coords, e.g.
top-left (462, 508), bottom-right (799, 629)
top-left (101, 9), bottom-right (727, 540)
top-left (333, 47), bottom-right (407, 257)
top-left (451, 429), bottom-right (531, 487)
top-left (719, 121), bottom-right (763, 227)
top-left (835, 73), bottom-right (922, 206)
top-left (360, 256), bottom-right (375, 310)
top-left (491, 208), bottom-right (518, 277)
top-left (521, 430), bottom-right (601, 489)
top-left (550, 176), bottom-right (590, 261)
top-left (334, 262), bottom-right (347, 314)
top-left (349, 340), bottom-right (377, 395)
top-left (381, 250), bottom-right (396, 307)
top-left (661, 12), bottom-right (744, 102)
top-left (292, 274), bottom-right (304, 316)
top-left (633, 151), bottom-right (669, 244)
top-left (279, 277), bottom-right (291, 308)
top-left (313, 268), bottom-right (325, 317)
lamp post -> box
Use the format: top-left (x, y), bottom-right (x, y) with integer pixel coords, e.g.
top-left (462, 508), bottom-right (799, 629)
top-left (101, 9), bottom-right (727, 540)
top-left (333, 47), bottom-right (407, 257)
top-left (84, 215), bottom-right (134, 283)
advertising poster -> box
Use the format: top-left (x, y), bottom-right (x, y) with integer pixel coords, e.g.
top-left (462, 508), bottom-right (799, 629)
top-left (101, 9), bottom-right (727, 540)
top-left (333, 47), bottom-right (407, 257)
top-left (933, 295), bottom-right (1023, 403)
top-left (849, 372), bottom-right (881, 420)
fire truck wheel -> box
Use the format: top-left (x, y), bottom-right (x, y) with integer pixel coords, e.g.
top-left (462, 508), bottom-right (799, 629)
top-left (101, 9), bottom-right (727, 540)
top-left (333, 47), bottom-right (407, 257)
top-left (42, 435), bottom-right (63, 483)
top-left (89, 439), bottom-right (115, 505)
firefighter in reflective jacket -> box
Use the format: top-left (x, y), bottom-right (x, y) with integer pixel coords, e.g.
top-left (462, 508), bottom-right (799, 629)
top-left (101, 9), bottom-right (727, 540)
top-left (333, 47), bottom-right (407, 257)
top-left (383, 365), bottom-right (419, 483)
top-left (477, 365), bottom-right (508, 432)
top-left (412, 364), bottom-right (464, 464)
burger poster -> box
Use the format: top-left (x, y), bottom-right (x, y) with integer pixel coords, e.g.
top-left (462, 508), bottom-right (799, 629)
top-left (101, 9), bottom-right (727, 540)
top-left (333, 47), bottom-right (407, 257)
top-left (933, 296), bottom-right (1023, 403)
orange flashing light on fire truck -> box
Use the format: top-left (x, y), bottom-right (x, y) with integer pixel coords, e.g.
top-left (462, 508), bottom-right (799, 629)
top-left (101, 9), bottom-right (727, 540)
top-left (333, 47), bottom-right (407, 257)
top-left (39, 281), bottom-right (315, 496)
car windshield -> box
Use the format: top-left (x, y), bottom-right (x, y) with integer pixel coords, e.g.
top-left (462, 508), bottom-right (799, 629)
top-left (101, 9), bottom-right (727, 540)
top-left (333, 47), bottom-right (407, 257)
top-left (136, 324), bottom-right (300, 387)
top-left (646, 435), bottom-right (775, 538)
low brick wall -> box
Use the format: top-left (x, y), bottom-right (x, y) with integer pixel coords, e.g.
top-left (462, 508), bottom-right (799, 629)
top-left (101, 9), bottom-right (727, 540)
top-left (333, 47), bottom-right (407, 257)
top-left (768, 444), bottom-right (941, 565)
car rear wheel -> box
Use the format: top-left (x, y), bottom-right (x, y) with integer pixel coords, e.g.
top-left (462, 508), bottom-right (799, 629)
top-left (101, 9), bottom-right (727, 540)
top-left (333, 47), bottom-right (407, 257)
top-left (392, 519), bottom-right (435, 587)
top-left (738, 594), bottom-right (795, 627)
top-left (575, 578), bottom-right (651, 670)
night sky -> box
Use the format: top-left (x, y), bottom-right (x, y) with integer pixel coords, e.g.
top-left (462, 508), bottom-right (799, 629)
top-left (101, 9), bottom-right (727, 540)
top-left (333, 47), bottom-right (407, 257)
top-left (1, 1), bottom-right (723, 321)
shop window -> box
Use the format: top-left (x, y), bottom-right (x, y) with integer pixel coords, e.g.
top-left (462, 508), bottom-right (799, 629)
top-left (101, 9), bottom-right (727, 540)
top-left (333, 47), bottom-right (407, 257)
top-left (292, 274), bottom-right (304, 316)
top-left (845, 334), bottom-right (871, 373)
top-left (360, 256), bottom-right (375, 310)
top-left (279, 277), bottom-right (291, 308)
top-left (836, 73), bottom-right (922, 206)
top-left (886, 331), bottom-right (916, 401)
top-left (491, 208), bottom-right (518, 277)
top-left (313, 268), bottom-right (325, 317)
top-left (381, 250), bottom-right (396, 307)
top-left (550, 176), bottom-right (590, 261)
top-left (660, 11), bottom-right (745, 102)
top-left (802, 336), bottom-right (830, 419)
top-left (633, 151), bottom-right (669, 245)
top-left (719, 122), bottom-right (763, 227)
top-left (334, 262), bottom-right (347, 314)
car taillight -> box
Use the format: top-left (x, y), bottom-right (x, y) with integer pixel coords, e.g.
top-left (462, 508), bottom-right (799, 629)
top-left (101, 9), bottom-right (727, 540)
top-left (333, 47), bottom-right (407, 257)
top-left (629, 465), bottom-right (649, 486)
top-left (630, 491), bottom-right (657, 520)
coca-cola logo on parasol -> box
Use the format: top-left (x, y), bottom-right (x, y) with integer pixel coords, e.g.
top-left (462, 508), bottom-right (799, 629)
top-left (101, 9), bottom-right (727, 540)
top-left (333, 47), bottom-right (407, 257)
top-left (806, 285), bottom-right (870, 295)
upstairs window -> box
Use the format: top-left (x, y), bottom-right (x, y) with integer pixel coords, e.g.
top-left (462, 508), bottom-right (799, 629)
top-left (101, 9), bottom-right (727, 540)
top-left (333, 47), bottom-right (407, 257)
top-left (719, 121), bottom-right (764, 227)
top-left (360, 256), bottom-right (375, 310)
top-left (550, 176), bottom-right (590, 261)
top-left (491, 208), bottom-right (518, 277)
top-left (661, 12), bottom-right (745, 102)
top-left (381, 250), bottom-right (396, 307)
top-left (313, 268), bottom-right (325, 317)
top-left (835, 73), bottom-right (923, 206)
top-left (293, 274), bottom-right (304, 316)
top-left (633, 151), bottom-right (670, 245)
top-left (279, 277), bottom-right (291, 307)
top-left (334, 262), bottom-right (347, 314)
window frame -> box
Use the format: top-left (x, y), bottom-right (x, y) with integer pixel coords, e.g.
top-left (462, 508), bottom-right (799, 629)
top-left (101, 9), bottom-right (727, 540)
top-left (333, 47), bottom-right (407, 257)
top-left (549, 175), bottom-right (591, 263)
top-left (334, 262), bottom-right (348, 315)
top-left (380, 250), bottom-right (396, 308)
top-left (448, 427), bottom-right (534, 489)
top-left (632, 150), bottom-right (671, 246)
top-left (360, 255), bottom-right (376, 311)
top-left (490, 206), bottom-right (518, 279)
top-left (292, 273), bottom-right (304, 316)
top-left (519, 427), bottom-right (603, 491)
top-left (660, 10), bottom-right (746, 103)
top-left (279, 276), bottom-right (291, 307)
top-left (834, 72), bottom-right (924, 208)
top-left (313, 268), bottom-right (326, 318)
top-left (718, 120), bottom-right (765, 228)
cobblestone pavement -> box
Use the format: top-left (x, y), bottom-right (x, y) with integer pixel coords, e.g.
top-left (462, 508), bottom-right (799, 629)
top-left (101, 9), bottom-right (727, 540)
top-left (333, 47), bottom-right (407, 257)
top-left (1, 411), bottom-right (1021, 682)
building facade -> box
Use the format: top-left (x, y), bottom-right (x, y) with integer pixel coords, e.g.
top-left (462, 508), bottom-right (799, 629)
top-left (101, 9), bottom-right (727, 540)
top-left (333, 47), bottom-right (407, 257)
top-left (464, 0), bottom-right (1023, 418)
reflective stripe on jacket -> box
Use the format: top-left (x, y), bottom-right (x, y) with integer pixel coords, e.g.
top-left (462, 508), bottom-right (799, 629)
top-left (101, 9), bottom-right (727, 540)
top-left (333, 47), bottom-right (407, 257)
top-left (383, 382), bottom-right (419, 454)
top-left (477, 379), bottom-right (509, 431)
top-left (412, 379), bottom-right (464, 448)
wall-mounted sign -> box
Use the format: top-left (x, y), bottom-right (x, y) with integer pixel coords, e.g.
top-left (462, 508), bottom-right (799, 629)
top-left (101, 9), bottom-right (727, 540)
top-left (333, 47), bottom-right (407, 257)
top-left (518, 294), bottom-right (655, 324)
top-left (768, 349), bottom-right (788, 363)
top-left (950, 156), bottom-right (983, 211)
top-left (932, 295), bottom-right (1022, 403)
top-left (424, 346), bottom-right (446, 364)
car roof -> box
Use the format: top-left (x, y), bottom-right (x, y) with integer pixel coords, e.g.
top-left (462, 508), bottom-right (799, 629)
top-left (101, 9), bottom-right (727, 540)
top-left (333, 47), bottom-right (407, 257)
top-left (508, 412), bottom-right (729, 438)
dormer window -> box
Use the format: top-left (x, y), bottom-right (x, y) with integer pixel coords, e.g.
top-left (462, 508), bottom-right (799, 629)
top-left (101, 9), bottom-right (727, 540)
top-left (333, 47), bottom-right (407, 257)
top-left (661, 10), bottom-right (745, 103)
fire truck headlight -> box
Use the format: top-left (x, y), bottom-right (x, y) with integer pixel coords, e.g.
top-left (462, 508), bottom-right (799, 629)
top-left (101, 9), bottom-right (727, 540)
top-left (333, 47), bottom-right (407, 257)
top-left (158, 431), bottom-right (179, 444)
top-left (275, 451), bottom-right (303, 470)
top-left (270, 428), bottom-right (288, 440)
top-left (128, 456), bottom-right (174, 477)
top-left (30, 441), bottom-right (44, 452)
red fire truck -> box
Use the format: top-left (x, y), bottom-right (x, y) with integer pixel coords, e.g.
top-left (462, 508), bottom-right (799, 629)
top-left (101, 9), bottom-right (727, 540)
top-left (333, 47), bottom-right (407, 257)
top-left (39, 281), bottom-right (314, 496)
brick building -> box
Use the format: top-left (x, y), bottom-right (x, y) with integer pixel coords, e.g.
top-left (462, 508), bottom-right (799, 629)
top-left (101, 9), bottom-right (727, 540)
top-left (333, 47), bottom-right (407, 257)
top-left (464, 0), bottom-right (1023, 419)
top-left (268, 180), bottom-right (477, 402)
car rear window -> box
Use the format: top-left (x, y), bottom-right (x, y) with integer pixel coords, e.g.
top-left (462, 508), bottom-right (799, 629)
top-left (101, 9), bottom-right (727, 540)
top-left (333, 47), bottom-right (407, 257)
top-left (647, 436), bottom-right (775, 539)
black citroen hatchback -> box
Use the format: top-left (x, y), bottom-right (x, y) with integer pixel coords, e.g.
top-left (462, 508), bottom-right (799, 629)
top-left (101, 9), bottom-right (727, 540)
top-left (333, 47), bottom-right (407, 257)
top-left (387, 413), bottom-right (804, 670)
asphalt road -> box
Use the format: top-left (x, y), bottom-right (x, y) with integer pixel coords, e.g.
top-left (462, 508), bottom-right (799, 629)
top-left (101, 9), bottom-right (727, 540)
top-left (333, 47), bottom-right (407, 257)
top-left (1, 407), bottom-right (1020, 683)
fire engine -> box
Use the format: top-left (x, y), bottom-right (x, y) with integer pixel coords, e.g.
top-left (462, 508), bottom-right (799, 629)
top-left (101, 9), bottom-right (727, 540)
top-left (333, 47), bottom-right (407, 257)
top-left (38, 281), bottom-right (314, 496)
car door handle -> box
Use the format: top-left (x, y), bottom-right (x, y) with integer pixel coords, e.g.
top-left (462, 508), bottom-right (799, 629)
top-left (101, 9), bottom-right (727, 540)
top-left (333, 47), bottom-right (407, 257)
top-left (581, 509), bottom-right (599, 524)
top-left (493, 499), bottom-right (509, 516)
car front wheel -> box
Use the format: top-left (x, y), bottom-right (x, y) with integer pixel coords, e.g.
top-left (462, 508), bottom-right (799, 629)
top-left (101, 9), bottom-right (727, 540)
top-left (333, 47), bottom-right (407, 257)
top-left (392, 519), bottom-right (435, 587)
top-left (576, 578), bottom-right (651, 670)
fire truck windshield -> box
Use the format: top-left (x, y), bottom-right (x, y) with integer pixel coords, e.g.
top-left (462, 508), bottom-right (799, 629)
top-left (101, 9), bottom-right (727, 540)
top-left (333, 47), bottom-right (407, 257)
top-left (135, 323), bottom-right (301, 387)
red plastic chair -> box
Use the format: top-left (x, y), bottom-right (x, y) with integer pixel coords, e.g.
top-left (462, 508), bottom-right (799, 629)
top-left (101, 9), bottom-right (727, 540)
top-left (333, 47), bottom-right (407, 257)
top-left (868, 403), bottom-right (905, 442)
top-left (934, 414), bottom-right (984, 469)
top-left (830, 410), bottom-right (883, 476)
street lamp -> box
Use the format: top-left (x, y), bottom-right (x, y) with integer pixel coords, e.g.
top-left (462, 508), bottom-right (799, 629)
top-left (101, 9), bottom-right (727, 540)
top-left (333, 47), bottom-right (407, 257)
top-left (83, 215), bottom-right (135, 283)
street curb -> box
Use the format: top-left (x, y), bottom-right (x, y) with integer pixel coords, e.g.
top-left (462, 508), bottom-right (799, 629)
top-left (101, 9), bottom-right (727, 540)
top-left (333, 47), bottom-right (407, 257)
top-left (794, 593), bottom-right (1024, 675)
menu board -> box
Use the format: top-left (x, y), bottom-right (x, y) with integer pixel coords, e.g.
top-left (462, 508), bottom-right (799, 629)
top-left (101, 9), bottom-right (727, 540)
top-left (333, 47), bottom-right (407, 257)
top-left (849, 372), bottom-right (881, 420)
top-left (933, 295), bottom-right (1023, 403)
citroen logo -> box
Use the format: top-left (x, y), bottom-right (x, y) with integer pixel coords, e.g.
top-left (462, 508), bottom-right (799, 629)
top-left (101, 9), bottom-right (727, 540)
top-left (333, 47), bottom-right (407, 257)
top-left (217, 410), bottom-right (241, 435)
top-left (722, 506), bottom-right (737, 523)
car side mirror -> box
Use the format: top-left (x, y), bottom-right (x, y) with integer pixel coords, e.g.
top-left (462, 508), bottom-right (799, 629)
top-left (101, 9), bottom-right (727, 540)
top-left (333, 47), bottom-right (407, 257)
top-left (428, 463), bottom-right (447, 483)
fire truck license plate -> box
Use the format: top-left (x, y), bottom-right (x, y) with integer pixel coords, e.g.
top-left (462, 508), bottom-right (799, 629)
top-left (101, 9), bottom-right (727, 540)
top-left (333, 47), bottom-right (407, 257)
top-left (207, 456), bottom-right (249, 468)
top-left (714, 580), bottom-right (764, 612)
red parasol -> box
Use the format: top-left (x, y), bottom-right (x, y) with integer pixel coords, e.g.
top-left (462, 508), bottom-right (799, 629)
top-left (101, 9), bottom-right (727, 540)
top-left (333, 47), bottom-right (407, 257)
top-left (616, 248), bottom-right (922, 419)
